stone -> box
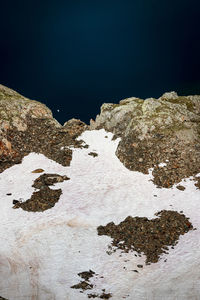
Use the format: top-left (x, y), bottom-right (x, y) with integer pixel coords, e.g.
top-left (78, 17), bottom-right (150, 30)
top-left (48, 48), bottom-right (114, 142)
top-left (90, 91), bottom-right (200, 188)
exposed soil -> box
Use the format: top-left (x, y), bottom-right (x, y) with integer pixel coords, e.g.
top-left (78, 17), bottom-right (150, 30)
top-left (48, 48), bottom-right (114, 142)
top-left (12, 173), bottom-right (69, 212)
top-left (97, 210), bottom-right (194, 264)
top-left (0, 116), bottom-right (88, 174)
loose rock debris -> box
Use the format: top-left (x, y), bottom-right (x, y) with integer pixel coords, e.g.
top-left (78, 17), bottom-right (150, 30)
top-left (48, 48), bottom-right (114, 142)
top-left (176, 185), bottom-right (186, 191)
top-left (116, 133), bottom-right (200, 189)
top-left (88, 293), bottom-right (112, 299)
top-left (0, 116), bottom-right (88, 174)
top-left (88, 152), bottom-right (98, 157)
top-left (97, 210), bottom-right (194, 264)
top-left (78, 270), bottom-right (95, 281)
top-left (71, 270), bottom-right (112, 299)
top-left (13, 173), bottom-right (69, 212)
top-left (32, 173), bottom-right (70, 189)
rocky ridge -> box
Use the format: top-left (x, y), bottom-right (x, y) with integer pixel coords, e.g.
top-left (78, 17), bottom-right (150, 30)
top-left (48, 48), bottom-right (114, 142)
top-left (90, 91), bottom-right (200, 187)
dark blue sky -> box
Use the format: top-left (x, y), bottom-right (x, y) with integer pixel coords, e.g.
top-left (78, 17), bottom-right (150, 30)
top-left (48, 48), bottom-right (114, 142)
top-left (1, 0), bottom-right (200, 124)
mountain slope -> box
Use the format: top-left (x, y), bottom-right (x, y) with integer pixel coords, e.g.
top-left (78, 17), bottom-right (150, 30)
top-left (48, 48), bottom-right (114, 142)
top-left (0, 129), bottom-right (199, 300)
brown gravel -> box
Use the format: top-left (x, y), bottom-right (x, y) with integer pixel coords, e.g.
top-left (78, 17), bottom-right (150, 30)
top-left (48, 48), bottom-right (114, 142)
top-left (88, 293), bottom-right (112, 299)
top-left (13, 186), bottom-right (62, 212)
top-left (32, 173), bottom-right (70, 189)
top-left (88, 152), bottom-right (98, 157)
top-left (12, 173), bottom-right (69, 212)
top-left (71, 270), bottom-right (95, 291)
top-left (97, 210), bottom-right (194, 264)
top-left (78, 270), bottom-right (95, 281)
top-left (116, 131), bottom-right (200, 188)
top-left (71, 270), bottom-right (112, 299)
top-left (0, 116), bottom-right (88, 174)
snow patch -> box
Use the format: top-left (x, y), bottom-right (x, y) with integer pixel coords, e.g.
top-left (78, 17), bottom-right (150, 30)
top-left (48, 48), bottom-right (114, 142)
top-left (0, 129), bottom-right (199, 300)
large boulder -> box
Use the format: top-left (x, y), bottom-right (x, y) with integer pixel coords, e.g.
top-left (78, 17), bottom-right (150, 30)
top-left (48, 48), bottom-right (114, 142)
top-left (0, 84), bottom-right (88, 173)
top-left (90, 92), bottom-right (200, 187)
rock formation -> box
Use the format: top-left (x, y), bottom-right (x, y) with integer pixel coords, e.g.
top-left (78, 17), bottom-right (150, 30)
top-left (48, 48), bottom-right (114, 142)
top-left (1, 85), bottom-right (200, 189)
top-left (0, 85), bottom-right (200, 300)
top-left (90, 91), bottom-right (200, 188)
top-left (0, 84), bottom-right (88, 174)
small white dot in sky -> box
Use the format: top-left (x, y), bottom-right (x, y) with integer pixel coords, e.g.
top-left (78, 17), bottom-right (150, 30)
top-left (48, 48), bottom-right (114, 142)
top-left (57, 109), bottom-right (60, 112)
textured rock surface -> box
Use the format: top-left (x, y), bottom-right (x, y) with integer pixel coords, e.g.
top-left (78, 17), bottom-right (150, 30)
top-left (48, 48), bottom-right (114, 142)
top-left (0, 85), bottom-right (88, 174)
top-left (90, 92), bottom-right (200, 187)
top-left (1, 84), bottom-right (200, 188)
top-left (0, 84), bottom-right (61, 133)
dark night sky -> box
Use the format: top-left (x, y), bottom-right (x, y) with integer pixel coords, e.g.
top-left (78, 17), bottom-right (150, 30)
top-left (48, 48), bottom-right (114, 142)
top-left (1, 1), bottom-right (200, 125)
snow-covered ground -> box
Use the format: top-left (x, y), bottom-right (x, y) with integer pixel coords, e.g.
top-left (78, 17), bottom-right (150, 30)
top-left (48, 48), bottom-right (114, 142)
top-left (0, 129), bottom-right (199, 300)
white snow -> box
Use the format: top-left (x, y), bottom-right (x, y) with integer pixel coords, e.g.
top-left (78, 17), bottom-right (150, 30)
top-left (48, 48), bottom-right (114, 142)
top-left (158, 162), bottom-right (167, 167)
top-left (0, 129), bottom-right (200, 300)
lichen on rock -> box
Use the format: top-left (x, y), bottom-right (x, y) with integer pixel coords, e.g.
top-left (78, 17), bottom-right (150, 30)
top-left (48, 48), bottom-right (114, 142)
top-left (0, 84), bottom-right (61, 133)
top-left (90, 91), bottom-right (200, 188)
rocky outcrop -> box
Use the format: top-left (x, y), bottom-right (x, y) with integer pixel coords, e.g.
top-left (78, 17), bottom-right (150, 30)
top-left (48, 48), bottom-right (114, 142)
top-left (1, 84), bottom-right (199, 188)
top-left (0, 85), bottom-right (88, 173)
top-left (90, 92), bottom-right (200, 188)
top-left (63, 118), bottom-right (89, 140)
top-left (0, 84), bottom-right (61, 133)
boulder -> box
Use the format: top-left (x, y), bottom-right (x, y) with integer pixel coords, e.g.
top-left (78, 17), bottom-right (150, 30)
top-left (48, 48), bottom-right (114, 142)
top-left (90, 91), bottom-right (200, 187)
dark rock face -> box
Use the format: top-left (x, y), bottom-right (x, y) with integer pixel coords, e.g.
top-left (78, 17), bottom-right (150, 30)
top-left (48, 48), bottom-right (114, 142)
top-left (90, 92), bottom-right (200, 188)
